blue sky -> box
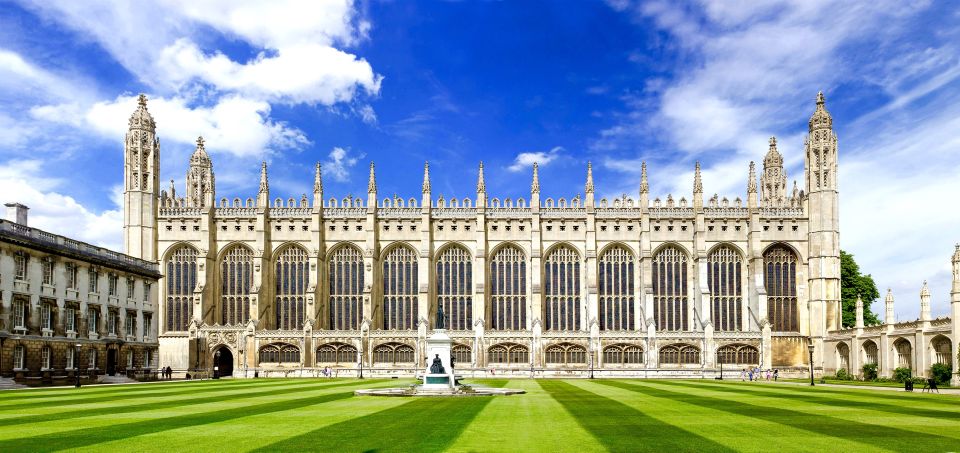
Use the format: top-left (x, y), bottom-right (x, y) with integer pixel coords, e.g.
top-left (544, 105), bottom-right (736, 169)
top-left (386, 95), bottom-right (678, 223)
top-left (1, 0), bottom-right (959, 319)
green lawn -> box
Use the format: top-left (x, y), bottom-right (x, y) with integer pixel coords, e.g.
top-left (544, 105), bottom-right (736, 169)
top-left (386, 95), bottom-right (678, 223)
top-left (1, 377), bottom-right (958, 452)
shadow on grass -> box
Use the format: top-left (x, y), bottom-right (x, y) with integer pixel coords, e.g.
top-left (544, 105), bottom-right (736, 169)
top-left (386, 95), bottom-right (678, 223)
top-left (539, 380), bottom-right (736, 453)
top-left (253, 380), bottom-right (508, 453)
top-left (0, 378), bottom-right (274, 409)
top-left (661, 380), bottom-right (960, 420)
top-left (600, 380), bottom-right (960, 451)
top-left (0, 379), bottom-right (363, 427)
top-left (0, 380), bottom-right (377, 452)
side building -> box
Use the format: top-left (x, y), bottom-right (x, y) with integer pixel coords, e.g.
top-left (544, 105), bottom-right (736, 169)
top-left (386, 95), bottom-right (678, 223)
top-left (0, 204), bottom-right (161, 385)
top-left (125, 92), bottom-right (854, 378)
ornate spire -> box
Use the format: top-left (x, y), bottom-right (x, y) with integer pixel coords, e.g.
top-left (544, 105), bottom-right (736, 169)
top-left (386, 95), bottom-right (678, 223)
top-left (640, 161), bottom-right (649, 194)
top-left (920, 280), bottom-right (931, 321)
top-left (747, 161), bottom-right (757, 194)
top-left (885, 288), bottom-right (895, 324)
top-left (761, 136), bottom-right (786, 203)
top-left (422, 161), bottom-right (431, 194)
top-left (314, 162), bottom-right (322, 194)
top-left (258, 161), bottom-right (269, 193)
top-left (693, 161), bottom-right (703, 194)
top-left (584, 161), bottom-right (595, 194)
top-left (128, 93), bottom-right (155, 131)
top-left (367, 162), bottom-right (376, 193)
top-left (855, 295), bottom-right (864, 328)
top-left (190, 136), bottom-right (211, 165)
top-left (476, 161), bottom-right (486, 193)
top-left (531, 162), bottom-right (540, 194)
top-left (809, 90), bottom-right (833, 131)
top-left (921, 280), bottom-right (931, 297)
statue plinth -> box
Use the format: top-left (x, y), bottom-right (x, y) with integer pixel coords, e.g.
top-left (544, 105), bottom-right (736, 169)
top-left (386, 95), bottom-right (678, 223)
top-left (422, 329), bottom-right (454, 390)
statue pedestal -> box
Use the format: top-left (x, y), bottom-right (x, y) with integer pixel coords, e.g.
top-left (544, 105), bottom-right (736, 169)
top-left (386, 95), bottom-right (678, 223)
top-left (422, 329), bottom-right (454, 390)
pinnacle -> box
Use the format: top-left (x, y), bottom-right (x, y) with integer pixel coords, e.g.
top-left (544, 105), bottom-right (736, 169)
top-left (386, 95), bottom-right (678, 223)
top-left (138, 93), bottom-right (148, 107)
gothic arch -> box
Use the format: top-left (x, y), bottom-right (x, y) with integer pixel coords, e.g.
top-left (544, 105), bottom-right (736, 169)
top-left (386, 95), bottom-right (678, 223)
top-left (327, 241), bottom-right (363, 258)
top-left (273, 244), bottom-right (310, 330)
top-left (218, 244), bottom-right (254, 326)
top-left (488, 243), bottom-right (528, 331)
top-left (862, 339), bottom-right (879, 366)
top-left (836, 342), bottom-right (851, 372)
top-left (892, 337), bottom-right (912, 369)
top-left (931, 335), bottom-right (952, 365)
top-left (381, 243), bottom-right (418, 330)
top-left (707, 244), bottom-right (744, 332)
top-left (598, 241), bottom-right (638, 258)
top-left (217, 242), bottom-right (255, 261)
top-left (271, 241), bottom-right (311, 258)
top-left (658, 343), bottom-right (701, 365)
top-left (161, 242), bottom-right (200, 262)
top-left (543, 243), bottom-right (582, 331)
top-left (327, 243), bottom-right (364, 330)
top-left (488, 241), bottom-right (529, 260)
top-left (379, 241), bottom-right (418, 261)
top-left (706, 241), bottom-right (746, 259)
top-left (164, 244), bottom-right (199, 332)
top-left (597, 243), bottom-right (636, 331)
top-left (651, 242), bottom-right (692, 259)
top-left (436, 243), bottom-right (473, 331)
top-left (544, 342), bottom-right (586, 366)
top-left (435, 241), bottom-right (473, 259)
top-left (543, 241), bottom-right (584, 259)
top-left (652, 244), bottom-right (690, 331)
top-left (761, 242), bottom-right (805, 264)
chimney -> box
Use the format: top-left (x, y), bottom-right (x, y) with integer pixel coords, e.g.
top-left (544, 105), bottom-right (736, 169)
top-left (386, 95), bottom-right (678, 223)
top-left (4, 203), bottom-right (28, 225)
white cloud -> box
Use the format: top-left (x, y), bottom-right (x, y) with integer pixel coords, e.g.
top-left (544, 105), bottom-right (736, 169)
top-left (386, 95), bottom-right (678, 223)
top-left (323, 147), bottom-right (362, 182)
top-left (0, 160), bottom-right (123, 251)
top-left (508, 146), bottom-right (564, 172)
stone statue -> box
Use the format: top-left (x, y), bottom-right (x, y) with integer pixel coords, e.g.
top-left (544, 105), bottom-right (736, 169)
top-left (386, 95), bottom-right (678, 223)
top-left (429, 354), bottom-right (445, 374)
top-left (436, 304), bottom-right (445, 330)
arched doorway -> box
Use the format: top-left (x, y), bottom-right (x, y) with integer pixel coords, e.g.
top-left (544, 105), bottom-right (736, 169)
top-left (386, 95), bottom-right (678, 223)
top-left (214, 347), bottom-right (234, 377)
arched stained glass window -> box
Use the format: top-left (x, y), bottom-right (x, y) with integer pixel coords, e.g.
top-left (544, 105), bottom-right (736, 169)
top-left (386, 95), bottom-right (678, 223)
top-left (437, 246), bottom-right (472, 331)
top-left (602, 344), bottom-right (644, 366)
top-left (220, 245), bottom-right (253, 326)
top-left (653, 246), bottom-right (688, 331)
top-left (487, 343), bottom-right (528, 365)
top-left (275, 245), bottom-right (309, 330)
top-left (382, 245), bottom-right (418, 330)
top-left (598, 245), bottom-right (635, 331)
top-left (166, 245), bottom-right (197, 331)
top-left (489, 245), bottom-right (526, 330)
top-left (329, 245), bottom-right (363, 330)
top-left (764, 245), bottom-right (798, 332)
top-left (708, 246), bottom-right (743, 332)
top-left (544, 343), bottom-right (586, 365)
top-left (716, 344), bottom-right (759, 365)
top-left (544, 245), bottom-right (581, 331)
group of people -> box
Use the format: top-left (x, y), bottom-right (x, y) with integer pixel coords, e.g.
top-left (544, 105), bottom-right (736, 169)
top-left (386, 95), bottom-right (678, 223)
top-left (321, 367), bottom-right (336, 378)
top-left (741, 367), bottom-right (778, 381)
top-left (158, 366), bottom-right (174, 380)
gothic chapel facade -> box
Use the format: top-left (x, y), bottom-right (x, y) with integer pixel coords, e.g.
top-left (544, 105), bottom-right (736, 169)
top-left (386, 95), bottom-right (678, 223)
top-left (121, 92), bottom-right (935, 378)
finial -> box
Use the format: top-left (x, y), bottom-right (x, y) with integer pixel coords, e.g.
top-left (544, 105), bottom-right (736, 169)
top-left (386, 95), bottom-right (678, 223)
top-left (809, 91), bottom-right (832, 131)
top-left (259, 161), bottom-right (268, 193)
top-left (314, 162), bottom-right (322, 194)
top-left (817, 91), bottom-right (825, 105)
top-left (640, 161), bottom-right (648, 194)
top-left (422, 162), bottom-right (431, 194)
top-left (476, 161), bottom-right (486, 193)
top-left (885, 288), bottom-right (894, 300)
top-left (921, 280), bottom-right (930, 296)
top-left (693, 161), bottom-right (702, 194)
top-left (585, 161), bottom-right (594, 194)
top-left (747, 161), bottom-right (757, 193)
top-left (769, 136), bottom-right (777, 148)
top-left (138, 93), bottom-right (148, 107)
top-left (367, 161), bottom-right (376, 193)
top-left (196, 136), bottom-right (205, 149)
top-left (531, 162), bottom-right (540, 194)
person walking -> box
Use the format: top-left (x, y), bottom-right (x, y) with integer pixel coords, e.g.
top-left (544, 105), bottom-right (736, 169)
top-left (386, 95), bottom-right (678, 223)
top-left (740, 368), bottom-right (746, 381)
top-left (766, 369), bottom-right (771, 381)
top-left (774, 369), bottom-right (779, 381)
top-left (748, 368), bottom-right (754, 381)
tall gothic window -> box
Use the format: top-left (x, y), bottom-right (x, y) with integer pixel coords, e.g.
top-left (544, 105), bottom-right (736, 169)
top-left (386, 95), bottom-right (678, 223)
top-left (275, 245), bottom-right (309, 330)
top-left (489, 245), bottom-right (526, 330)
top-left (437, 245), bottom-right (472, 330)
top-left (708, 246), bottom-right (743, 331)
top-left (382, 245), bottom-right (418, 330)
top-left (329, 245), bottom-right (363, 330)
top-left (220, 245), bottom-right (253, 325)
top-left (653, 246), bottom-right (688, 331)
top-left (599, 245), bottom-right (635, 331)
top-left (544, 245), bottom-right (581, 331)
top-left (764, 245), bottom-right (798, 332)
top-left (166, 246), bottom-right (197, 331)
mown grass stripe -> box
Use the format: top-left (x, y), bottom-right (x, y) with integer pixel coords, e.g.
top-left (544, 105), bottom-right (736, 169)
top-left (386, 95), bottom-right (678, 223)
top-left (540, 379), bottom-right (736, 452)
top-left (0, 379), bottom-right (367, 427)
top-left (0, 378), bottom-right (274, 408)
top-left (605, 380), bottom-right (960, 451)
top-left (666, 379), bottom-right (960, 421)
top-left (253, 380), bottom-right (507, 452)
top-left (0, 380), bottom-right (376, 452)
top-left (738, 381), bottom-right (960, 408)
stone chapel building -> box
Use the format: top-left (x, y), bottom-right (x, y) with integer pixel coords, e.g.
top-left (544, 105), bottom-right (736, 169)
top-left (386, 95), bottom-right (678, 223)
top-left (120, 92), bottom-right (960, 381)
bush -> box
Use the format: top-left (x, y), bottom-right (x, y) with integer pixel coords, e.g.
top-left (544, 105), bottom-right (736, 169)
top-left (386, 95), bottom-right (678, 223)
top-left (893, 367), bottom-right (912, 383)
top-left (835, 368), bottom-right (852, 381)
top-left (931, 363), bottom-right (952, 385)
top-left (862, 363), bottom-right (878, 381)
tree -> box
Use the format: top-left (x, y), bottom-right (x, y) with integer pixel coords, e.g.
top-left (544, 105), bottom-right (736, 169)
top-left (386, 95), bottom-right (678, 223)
top-left (840, 250), bottom-right (881, 327)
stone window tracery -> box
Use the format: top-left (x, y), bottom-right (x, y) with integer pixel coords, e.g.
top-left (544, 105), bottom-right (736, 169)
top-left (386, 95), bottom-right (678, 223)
top-left (275, 245), bottom-right (309, 330)
top-left (437, 246), bottom-right (472, 331)
top-left (716, 344), bottom-right (759, 364)
top-left (382, 245), bottom-right (418, 330)
top-left (452, 344), bottom-right (471, 365)
top-left (544, 245), bottom-right (581, 331)
top-left (764, 245), bottom-right (799, 332)
top-left (329, 245), bottom-right (364, 330)
top-left (933, 336), bottom-right (951, 365)
top-left (259, 343), bottom-right (300, 363)
top-left (599, 245), bottom-right (635, 331)
top-left (653, 246), bottom-right (688, 331)
top-left (602, 344), bottom-right (644, 365)
top-left (658, 343), bottom-right (700, 365)
top-left (544, 342), bottom-right (586, 365)
top-left (863, 340), bottom-right (878, 365)
top-left (166, 246), bottom-right (197, 332)
top-left (489, 245), bottom-right (526, 330)
top-left (487, 342), bottom-right (528, 365)
top-left (220, 245), bottom-right (253, 326)
top-left (316, 342), bottom-right (357, 365)
top-left (894, 339), bottom-right (911, 369)
top-left (708, 246), bottom-right (743, 331)
top-left (373, 342), bottom-right (414, 365)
